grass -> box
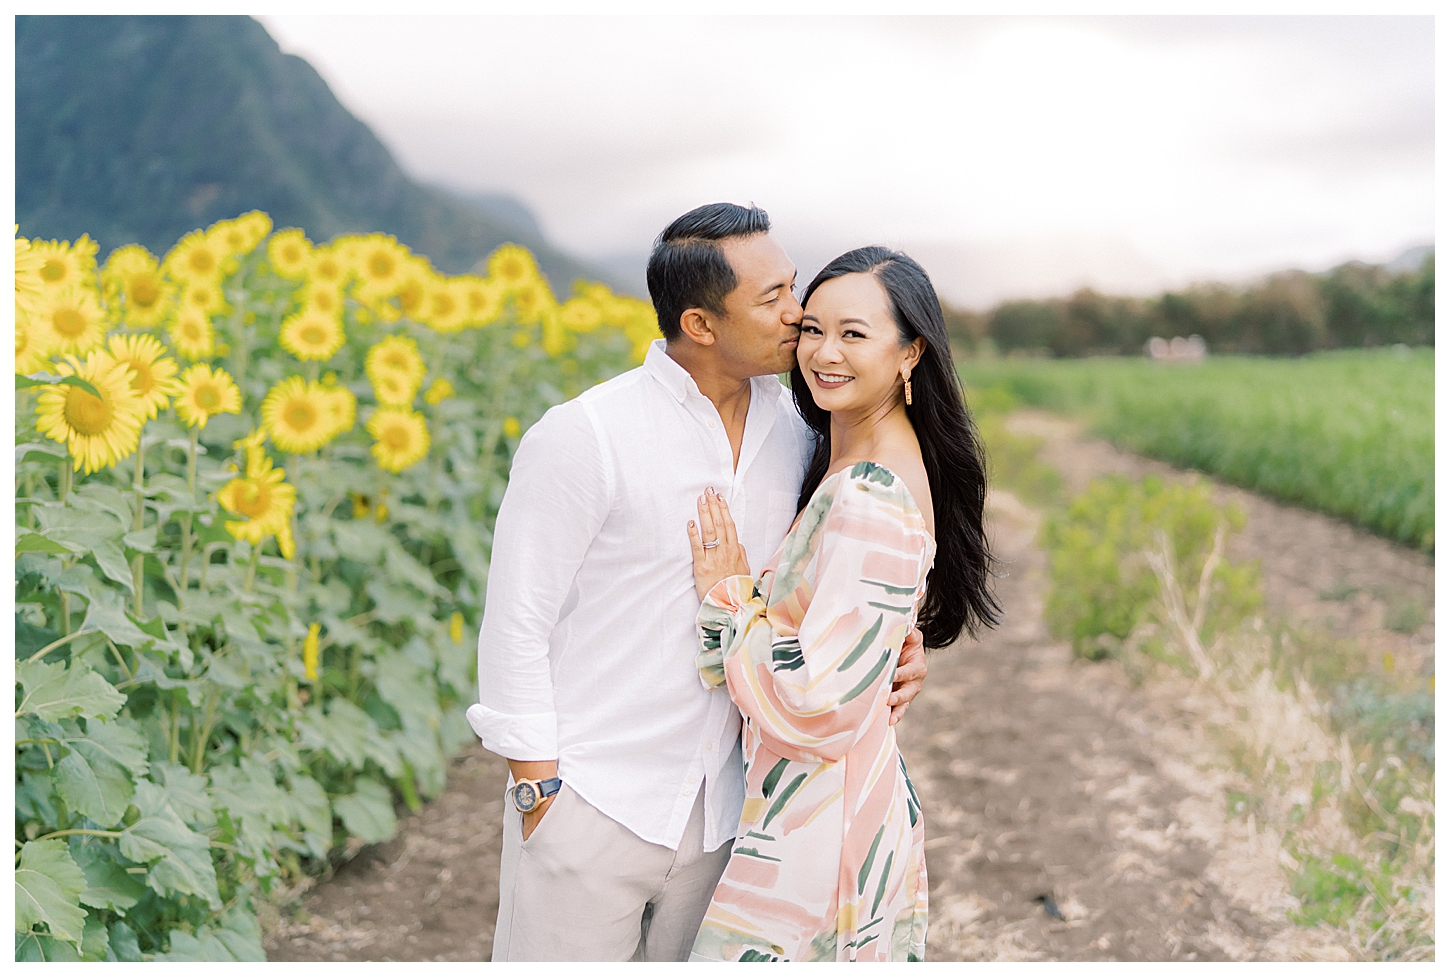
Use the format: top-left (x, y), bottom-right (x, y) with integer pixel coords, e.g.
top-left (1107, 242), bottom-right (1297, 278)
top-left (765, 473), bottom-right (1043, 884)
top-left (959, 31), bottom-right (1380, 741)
top-left (959, 348), bottom-right (1434, 553)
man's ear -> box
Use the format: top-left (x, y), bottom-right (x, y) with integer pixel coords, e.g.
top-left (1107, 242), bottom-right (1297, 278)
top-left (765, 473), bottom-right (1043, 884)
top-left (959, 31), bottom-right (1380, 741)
top-left (678, 308), bottom-right (717, 347)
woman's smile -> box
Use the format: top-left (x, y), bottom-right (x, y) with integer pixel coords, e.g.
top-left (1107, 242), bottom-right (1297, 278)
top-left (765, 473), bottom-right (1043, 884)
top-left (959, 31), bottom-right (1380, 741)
top-left (812, 371), bottom-right (854, 389)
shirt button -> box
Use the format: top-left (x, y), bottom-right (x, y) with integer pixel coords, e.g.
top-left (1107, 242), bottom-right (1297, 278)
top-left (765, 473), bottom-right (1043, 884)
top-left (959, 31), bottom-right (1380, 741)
top-left (707, 417), bottom-right (717, 428)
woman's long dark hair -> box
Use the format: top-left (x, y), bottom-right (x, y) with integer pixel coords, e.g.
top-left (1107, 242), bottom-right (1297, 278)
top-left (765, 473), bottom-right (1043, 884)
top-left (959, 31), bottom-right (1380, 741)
top-left (790, 247), bottom-right (1001, 648)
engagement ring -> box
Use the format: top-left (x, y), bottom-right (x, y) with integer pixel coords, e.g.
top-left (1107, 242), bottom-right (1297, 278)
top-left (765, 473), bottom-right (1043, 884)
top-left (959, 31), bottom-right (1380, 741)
top-left (703, 540), bottom-right (720, 549)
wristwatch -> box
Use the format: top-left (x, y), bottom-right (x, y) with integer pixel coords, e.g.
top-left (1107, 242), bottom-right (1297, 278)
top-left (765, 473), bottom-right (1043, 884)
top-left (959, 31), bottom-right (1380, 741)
top-left (510, 777), bottom-right (562, 814)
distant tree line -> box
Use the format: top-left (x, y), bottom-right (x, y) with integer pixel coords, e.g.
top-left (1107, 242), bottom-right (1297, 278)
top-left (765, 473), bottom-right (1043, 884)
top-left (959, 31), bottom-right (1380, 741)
top-left (943, 252), bottom-right (1434, 357)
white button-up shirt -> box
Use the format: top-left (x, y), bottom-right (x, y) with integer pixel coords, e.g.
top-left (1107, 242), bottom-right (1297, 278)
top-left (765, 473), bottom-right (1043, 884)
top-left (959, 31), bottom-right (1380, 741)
top-left (467, 340), bottom-right (813, 852)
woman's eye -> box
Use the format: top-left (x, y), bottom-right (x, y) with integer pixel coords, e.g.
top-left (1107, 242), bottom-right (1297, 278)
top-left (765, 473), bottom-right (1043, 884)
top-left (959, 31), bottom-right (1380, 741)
top-left (844, 329), bottom-right (865, 339)
top-left (801, 324), bottom-right (821, 335)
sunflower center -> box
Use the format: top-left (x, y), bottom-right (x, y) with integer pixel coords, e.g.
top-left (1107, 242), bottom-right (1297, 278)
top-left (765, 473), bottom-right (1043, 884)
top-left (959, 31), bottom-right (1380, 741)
top-left (234, 481), bottom-right (273, 519)
top-left (384, 353), bottom-right (408, 371)
top-left (181, 319), bottom-right (203, 341)
top-left (282, 245), bottom-right (302, 263)
top-left (53, 308), bottom-right (88, 338)
top-left (285, 400), bottom-right (319, 431)
top-left (397, 282), bottom-right (423, 313)
top-left (41, 259), bottom-right (68, 283)
top-left (383, 425), bottom-right (412, 451)
top-left (64, 387), bottom-right (112, 436)
top-left (130, 275), bottom-right (161, 308)
top-left (188, 250), bottom-right (216, 274)
top-left (317, 259), bottom-right (341, 280)
top-left (195, 384), bottom-right (222, 410)
top-left (123, 358), bottom-right (155, 394)
top-left (369, 253), bottom-right (394, 278)
top-left (300, 324), bottom-right (328, 346)
top-left (433, 294), bottom-right (456, 316)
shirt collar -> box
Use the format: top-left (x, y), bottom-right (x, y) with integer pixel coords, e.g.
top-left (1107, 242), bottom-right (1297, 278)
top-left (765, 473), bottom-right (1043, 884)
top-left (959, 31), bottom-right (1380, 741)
top-left (643, 338), bottom-right (786, 434)
top-left (644, 339), bottom-right (697, 403)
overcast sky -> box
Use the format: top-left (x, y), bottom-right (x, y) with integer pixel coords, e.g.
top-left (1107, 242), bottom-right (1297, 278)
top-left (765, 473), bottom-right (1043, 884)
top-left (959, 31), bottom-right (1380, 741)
top-left (261, 15), bottom-right (1433, 308)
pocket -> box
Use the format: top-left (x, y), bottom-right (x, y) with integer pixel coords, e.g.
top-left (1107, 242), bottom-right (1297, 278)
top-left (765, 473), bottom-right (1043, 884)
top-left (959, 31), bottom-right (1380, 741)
top-left (519, 784), bottom-right (569, 850)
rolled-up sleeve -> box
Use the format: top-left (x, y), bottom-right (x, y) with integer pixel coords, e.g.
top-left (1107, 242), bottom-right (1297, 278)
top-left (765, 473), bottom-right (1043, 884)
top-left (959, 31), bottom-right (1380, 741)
top-left (465, 401), bottom-right (610, 761)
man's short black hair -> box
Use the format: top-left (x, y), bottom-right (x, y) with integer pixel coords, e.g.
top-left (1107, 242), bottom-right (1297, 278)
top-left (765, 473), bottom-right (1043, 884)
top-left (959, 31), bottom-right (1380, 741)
top-left (646, 203), bottom-right (771, 342)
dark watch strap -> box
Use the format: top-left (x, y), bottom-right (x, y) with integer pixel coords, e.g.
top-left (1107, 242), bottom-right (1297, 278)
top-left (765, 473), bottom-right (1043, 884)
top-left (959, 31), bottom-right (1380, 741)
top-left (537, 777), bottom-right (562, 799)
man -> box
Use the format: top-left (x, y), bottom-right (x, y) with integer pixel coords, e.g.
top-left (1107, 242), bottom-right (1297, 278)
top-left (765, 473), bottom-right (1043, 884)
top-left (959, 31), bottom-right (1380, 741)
top-left (467, 203), bottom-right (927, 962)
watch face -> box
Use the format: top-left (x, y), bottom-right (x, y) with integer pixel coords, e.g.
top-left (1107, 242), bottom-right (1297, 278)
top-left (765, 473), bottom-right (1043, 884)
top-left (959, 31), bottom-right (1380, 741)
top-left (514, 782), bottom-right (537, 812)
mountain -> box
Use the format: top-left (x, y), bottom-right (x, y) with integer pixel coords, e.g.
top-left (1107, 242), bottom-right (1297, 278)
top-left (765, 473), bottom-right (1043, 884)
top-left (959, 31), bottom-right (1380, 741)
top-left (15, 15), bottom-right (626, 293)
top-left (1384, 244), bottom-right (1434, 275)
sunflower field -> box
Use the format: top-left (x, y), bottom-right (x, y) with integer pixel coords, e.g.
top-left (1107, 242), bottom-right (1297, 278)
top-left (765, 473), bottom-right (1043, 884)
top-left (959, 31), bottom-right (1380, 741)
top-left (13, 214), bottom-right (657, 961)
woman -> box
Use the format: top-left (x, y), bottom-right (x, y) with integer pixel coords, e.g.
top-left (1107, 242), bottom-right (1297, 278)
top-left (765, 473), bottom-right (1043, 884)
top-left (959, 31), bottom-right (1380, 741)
top-left (684, 247), bottom-right (1000, 961)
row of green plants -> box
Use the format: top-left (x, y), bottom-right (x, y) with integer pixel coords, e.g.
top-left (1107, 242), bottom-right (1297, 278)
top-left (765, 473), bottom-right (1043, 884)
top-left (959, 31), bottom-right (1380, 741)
top-left (971, 392), bottom-right (1433, 959)
top-left (943, 250), bottom-right (1433, 356)
top-left (959, 348), bottom-right (1433, 552)
top-left (14, 217), bottom-right (653, 959)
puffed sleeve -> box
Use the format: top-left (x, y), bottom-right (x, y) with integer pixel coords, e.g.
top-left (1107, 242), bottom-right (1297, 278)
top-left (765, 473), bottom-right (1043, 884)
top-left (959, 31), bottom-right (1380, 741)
top-left (710, 464), bottom-right (929, 763)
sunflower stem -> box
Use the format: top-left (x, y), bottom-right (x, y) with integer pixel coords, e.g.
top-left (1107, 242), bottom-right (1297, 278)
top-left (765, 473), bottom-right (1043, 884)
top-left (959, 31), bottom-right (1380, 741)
top-left (178, 426), bottom-right (199, 608)
top-left (244, 543), bottom-right (260, 593)
top-left (58, 456), bottom-right (71, 505)
top-left (168, 691), bottom-right (181, 765)
top-left (131, 437), bottom-right (147, 618)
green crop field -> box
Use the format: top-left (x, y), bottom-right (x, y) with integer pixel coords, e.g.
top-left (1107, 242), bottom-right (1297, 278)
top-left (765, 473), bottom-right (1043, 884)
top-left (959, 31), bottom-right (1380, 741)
top-left (959, 348), bottom-right (1434, 553)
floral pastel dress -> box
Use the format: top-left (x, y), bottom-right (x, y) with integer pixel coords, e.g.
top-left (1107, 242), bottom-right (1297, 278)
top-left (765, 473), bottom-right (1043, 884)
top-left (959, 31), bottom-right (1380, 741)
top-left (690, 462), bottom-right (934, 962)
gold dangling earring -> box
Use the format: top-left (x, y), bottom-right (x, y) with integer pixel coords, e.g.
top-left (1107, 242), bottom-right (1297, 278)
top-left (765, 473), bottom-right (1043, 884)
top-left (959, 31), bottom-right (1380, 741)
top-left (902, 369), bottom-right (913, 406)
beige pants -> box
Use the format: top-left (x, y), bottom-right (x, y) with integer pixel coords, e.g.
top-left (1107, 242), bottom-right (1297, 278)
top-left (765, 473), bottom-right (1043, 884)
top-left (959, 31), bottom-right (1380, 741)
top-left (491, 783), bottom-right (731, 962)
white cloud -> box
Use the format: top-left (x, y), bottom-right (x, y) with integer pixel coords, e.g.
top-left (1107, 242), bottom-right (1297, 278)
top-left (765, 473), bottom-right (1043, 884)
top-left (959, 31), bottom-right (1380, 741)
top-left (261, 14), bottom-right (1432, 307)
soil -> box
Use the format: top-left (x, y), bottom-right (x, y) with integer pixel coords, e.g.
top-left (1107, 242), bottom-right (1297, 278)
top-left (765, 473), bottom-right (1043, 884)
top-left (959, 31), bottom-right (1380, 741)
top-left (261, 410), bottom-right (1433, 962)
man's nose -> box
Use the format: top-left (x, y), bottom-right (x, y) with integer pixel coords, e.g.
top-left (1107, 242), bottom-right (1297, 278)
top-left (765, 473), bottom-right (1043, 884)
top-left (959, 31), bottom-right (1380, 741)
top-left (782, 293), bottom-right (804, 324)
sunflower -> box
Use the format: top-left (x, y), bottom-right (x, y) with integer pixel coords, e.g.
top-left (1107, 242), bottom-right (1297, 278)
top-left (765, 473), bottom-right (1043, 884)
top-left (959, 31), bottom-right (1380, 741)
top-left (365, 335), bottom-right (426, 405)
top-left (169, 307), bottom-right (216, 360)
top-left (29, 286), bottom-right (107, 357)
top-left (174, 364), bottom-right (242, 429)
top-left (267, 228), bottom-right (313, 280)
top-left (510, 278), bottom-right (555, 325)
top-left (540, 306), bottom-right (572, 357)
top-left (449, 611), bottom-right (464, 644)
top-left (320, 383), bottom-right (357, 438)
top-left (423, 378), bottom-right (454, 406)
top-left (367, 406), bottom-right (431, 473)
top-left (102, 245), bottom-right (175, 329)
top-left (391, 258), bottom-right (433, 320)
top-left (279, 308), bottom-right (345, 362)
top-left (486, 244), bottom-right (540, 291)
top-left (164, 229), bottom-right (226, 283)
top-left (15, 231), bottom-right (46, 317)
top-left (217, 435), bottom-right (297, 558)
top-left (307, 244), bottom-right (351, 289)
top-left (16, 319), bottom-right (53, 375)
top-left (459, 275), bottom-right (504, 327)
top-left (421, 276), bottom-right (469, 333)
top-left (209, 211), bottom-right (272, 256)
top-left (106, 333), bottom-right (183, 419)
top-left (502, 416), bottom-right (522, 439)
top-left (349, 233), bottom-right (411, 301)
top-left (261, 376), bottom-right (337, 454)
top-left (294, 280), bottom-right (345, 319)
top-left (179, 278), bottom-right (229, 317)
top-left (29, 235), bottom-right (99, 293)
top-left (303, 623), bottom-right (322, 681)
top-left (559, 296), bottom-right (604, 333)
top-left (34, 352), bottom-right (148, 474)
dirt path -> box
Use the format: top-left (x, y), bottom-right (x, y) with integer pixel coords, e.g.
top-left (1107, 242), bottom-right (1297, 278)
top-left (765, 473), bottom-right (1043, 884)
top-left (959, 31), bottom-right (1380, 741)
top-left (262, 411), bottom-right (1433, 961)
